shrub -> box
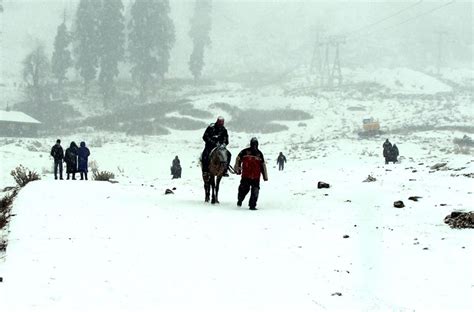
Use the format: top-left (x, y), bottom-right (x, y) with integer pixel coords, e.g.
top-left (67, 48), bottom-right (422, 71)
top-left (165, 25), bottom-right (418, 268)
top-left (0, 189), bottom-right (18, 234)
top-left (92, 169), bottom-right (115, 181)
top-left (0, 190), bottom-right (17, 212)
top-left (10, 165), bottom-right (40, 187)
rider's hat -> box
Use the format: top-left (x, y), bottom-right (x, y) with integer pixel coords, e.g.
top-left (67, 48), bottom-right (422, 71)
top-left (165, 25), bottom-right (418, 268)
top-left (216, 116), bottom-right (224, 126)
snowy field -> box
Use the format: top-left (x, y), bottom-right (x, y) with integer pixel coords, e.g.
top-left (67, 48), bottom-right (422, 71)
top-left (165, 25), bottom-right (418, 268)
top-left (0, 78), bottom-right (473, 311)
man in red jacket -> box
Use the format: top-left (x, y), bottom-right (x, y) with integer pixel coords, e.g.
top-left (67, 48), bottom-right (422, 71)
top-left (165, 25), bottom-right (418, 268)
top-left (234, 137), bottom-right (268, 210)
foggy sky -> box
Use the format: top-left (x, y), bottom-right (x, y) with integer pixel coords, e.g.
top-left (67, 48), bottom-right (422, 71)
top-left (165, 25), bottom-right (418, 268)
top-left (1, 0), bottom-right (472, 82)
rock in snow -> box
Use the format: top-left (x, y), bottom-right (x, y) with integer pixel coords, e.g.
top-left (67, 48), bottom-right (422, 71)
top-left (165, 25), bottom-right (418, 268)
top-left (394, 201), bottom-right (405, 208)
top-left (317, 181), bottom-right (330, 189)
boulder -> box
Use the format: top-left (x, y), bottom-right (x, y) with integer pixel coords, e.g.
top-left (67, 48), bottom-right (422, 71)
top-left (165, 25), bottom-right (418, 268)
top-left (393, 201), bottom-right (405, 208)
top-left (444, 211), bottom-right (474, 229)
top-left (317, 181), bottom-right (330, 189)
top-left (363, 175), bottom-right (376, 182)
top-left (165, 189), bottom-right (174, 195)
top-left (430, 163), bottom-right (447, 170)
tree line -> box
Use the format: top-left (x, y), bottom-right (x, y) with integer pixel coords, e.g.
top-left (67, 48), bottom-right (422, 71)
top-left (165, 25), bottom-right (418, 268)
top-left (23, 0), bottom-right (212, 108)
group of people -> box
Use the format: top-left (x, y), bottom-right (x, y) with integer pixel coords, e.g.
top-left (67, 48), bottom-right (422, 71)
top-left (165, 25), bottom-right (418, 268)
top-left (48, 116), bottom-right (281, 210)
top-left (50, 139), bottom-right (91, 180)
top-left (383, 139), bottom-right (399, 164)
top-left (200, 116), bottom-right (269, 210)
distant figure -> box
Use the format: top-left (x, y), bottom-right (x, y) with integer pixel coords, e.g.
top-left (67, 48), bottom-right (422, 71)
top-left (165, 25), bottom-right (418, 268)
top-left (77, 141), bottom-right (90, 180)
top-left (389, 144), bottom-right (399, 163)
top-left (382, 139), bottom-right (392, 164)
top-left (50, 139), bottom-right (64, 180)
top-left (276, 152), bottom-right (287, 171)
top-left (64, 142), bottom-right (78, 180)
top-left (171, 156), bottom-right (182, 179)
top-left (201, 116), bottom-right (231, 176)
top-left (234, 137), bottom-right (268, 210)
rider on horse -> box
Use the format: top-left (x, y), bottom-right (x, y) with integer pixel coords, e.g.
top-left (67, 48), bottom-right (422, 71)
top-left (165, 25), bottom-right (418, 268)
top-left (202, 116), bottom-right (231, 176)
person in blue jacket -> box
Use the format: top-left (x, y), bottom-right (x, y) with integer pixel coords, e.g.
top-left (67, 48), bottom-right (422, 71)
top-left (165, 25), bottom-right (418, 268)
top-left (77, 141), bottom-right (91, 180)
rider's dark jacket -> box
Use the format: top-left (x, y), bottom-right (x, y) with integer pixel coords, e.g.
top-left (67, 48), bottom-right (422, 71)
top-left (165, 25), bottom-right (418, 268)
top-left (203, 123), bottom-right (229, 149)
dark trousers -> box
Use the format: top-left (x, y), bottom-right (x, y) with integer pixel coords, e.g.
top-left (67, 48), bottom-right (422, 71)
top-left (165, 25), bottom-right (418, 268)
top-left (54, 160), bottom-right (63, 179)
top-left (238, 178), bottom-right (260, 209)
top-left (80, 172), bottom-right (88, 180)
top-left (278, 162), bottom-right (284, 171)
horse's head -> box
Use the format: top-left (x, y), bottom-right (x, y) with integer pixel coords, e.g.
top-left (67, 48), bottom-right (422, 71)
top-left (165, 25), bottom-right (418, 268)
top-left (214, 143), bottom-right (228, 163)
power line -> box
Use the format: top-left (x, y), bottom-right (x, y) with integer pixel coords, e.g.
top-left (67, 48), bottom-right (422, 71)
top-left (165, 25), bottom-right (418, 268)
top-left (343, 0), bottom-right (423, 37)
top-left (360, 0), bottom-right (455, 38)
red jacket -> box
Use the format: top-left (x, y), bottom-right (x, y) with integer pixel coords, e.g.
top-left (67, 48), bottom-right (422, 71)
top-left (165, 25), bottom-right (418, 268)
top-left (235, 147), bottom-right (268, 181)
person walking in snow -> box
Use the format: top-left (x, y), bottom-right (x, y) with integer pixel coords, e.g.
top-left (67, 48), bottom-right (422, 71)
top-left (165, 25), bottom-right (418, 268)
top-left (383, 139), bottom-right (392, 164)
top-left (50, 139), bottom-right (64, 180)
top-left (389, 144), bottom-right (399, 163)
top-left (171, 155), bottom-right (182, 179)
top-left (64, 141), bottom-right (78, 180)
top-left (276, 152), bottom-right (287, 171)
top-left (77, 141), bottom-right (90, 180)
top-left (201, 116), bottom-right (231, 176)
top-left (234, 137), bottom-right (268, 210)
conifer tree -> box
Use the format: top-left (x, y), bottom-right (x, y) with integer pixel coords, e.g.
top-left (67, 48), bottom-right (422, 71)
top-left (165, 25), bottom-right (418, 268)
top-left (74, 0), bottom-right (100, 93)
top-left (128, 0), bottom-right (175, 100)
top-left (155, 0), bottom-right (175, 80)
top-left (189, 0), bottom-right (212, 80)
top-left (51, 19), bottom-right (72, 91)
top-left (98, 0), bottom-right (125, 107)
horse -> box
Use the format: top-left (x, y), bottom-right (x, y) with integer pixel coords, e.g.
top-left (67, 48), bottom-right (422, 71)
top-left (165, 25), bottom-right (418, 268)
top-left (202, 144), bottom-right (229, 204)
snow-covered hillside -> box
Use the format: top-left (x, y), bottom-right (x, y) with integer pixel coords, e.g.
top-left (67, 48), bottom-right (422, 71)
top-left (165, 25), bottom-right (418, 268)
top-left (348, 67), bottom-right (453, 94)
top-left (0, 78), bottom-right (473, 310)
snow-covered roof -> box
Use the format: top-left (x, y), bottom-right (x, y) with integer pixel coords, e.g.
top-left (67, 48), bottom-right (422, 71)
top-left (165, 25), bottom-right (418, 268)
top-left (0, 110), bottom-right (41, 124)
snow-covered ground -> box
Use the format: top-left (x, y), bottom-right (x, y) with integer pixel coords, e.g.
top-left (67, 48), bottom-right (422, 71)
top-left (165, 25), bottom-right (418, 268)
top-left (0, 77), bottom-right (473, 311)
top-left (348, 67), bottom-right (453, 94)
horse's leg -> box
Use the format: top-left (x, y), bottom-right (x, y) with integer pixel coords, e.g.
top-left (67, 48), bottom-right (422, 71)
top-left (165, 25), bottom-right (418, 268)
top-left (211, 175), bottom-right (217, 204)
top-left (203, 172), bottom-right (210, 202)
top-left (215, 175), bottom-right (222, 204)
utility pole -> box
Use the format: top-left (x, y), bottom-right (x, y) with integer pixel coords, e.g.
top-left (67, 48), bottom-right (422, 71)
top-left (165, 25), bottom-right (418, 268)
top-left (317, 36), bottom-right (345, 89)
top-left (330, 37), bottom-right (344, 87)
top-left (309, 29), bottom-right (345, 89)
top-left (321, 40), bottom-right (331, 87)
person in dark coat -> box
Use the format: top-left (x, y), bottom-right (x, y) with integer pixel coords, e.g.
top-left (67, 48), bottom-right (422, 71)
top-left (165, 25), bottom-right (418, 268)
top-left (234, 137), bottom-right (268, 210)
top-left (201, 116), bottom-right (231, 176)
top-left (383, 139), bottom-right (392, 164)
top-left (64, 142), bottom-right (78, 180)
top-left (171, 155), bottom-right (182, 179)
top-left (50, 139), bottom-right (64, 180)
top-left (389, 144), bottom-right (399, 163)
top-left (276, 152), bottom-right (287, 171)
top-left (77, 141), bottom-right (90, 180)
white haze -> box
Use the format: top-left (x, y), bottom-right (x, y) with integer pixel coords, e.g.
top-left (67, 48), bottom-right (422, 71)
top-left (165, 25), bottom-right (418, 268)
top-left (1, 0), bottom-right (472, 83)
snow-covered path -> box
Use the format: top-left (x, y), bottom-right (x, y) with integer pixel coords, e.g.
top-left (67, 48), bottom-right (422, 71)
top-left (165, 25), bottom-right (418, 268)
top-left (1, 151), bottom-right (472, 311)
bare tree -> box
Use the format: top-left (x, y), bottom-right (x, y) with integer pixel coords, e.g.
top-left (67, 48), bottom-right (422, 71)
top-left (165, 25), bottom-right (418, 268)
top-left (23, 45), bottom-right (51, 106)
